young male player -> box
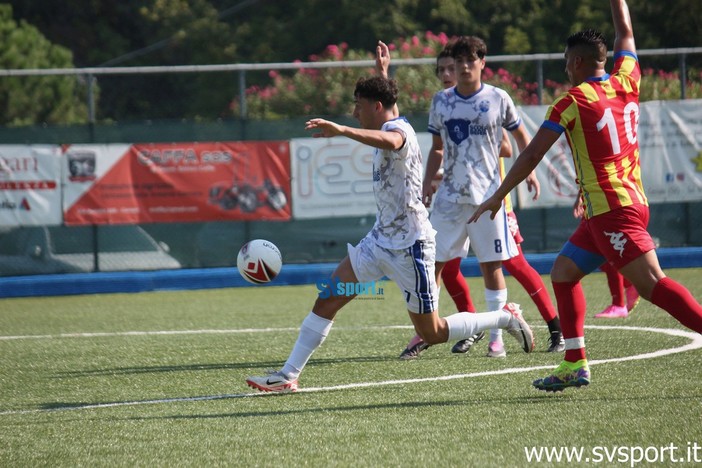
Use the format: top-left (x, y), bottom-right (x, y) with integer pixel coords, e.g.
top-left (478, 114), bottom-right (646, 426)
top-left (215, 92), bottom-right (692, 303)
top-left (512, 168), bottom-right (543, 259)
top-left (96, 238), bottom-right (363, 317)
top-left (377, 42), bottom-right (564, 359)
top-left (246, 73), bottom-right (534, 393)
top-left (470, 0), bottom-right (702, 391)
top-left (418, 36), bottom-right (539, 358)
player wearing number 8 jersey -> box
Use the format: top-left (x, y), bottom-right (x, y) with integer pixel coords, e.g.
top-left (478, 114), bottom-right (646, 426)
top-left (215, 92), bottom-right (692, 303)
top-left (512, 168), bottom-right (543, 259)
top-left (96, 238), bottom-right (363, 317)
top-left (420, 36), bottom-right (540, 359)
top-left (469, 0), bottom-right (702, 391)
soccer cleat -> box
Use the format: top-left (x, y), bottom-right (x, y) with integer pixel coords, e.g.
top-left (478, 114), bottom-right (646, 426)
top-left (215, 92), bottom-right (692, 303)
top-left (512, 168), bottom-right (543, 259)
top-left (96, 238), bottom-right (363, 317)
top-left (547, 331), bottom-right (565, 353)
top-left (595, 304), bottom-right (628, 318)
top-left (533, 359), bottom-right (590, 392)
top-left (246, 370), bottom-right (298, 393)
top-left (625, 285), bottom-right (641, 312)
top-left (399, 334), bottom-right (430, 360)
top-left (451, 331), bottom-right (486, 354)
top-left (503, 302), bottom-right (535, 353)
top-left (486, 340), bottom-right (506, 358)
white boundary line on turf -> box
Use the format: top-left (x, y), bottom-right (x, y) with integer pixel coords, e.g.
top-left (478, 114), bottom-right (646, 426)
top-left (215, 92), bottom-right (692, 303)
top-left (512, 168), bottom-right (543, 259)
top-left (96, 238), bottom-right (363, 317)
top-left (0, 326), bottom-right (412, 341)
top-left (0, 325), bottom-right (700, 416)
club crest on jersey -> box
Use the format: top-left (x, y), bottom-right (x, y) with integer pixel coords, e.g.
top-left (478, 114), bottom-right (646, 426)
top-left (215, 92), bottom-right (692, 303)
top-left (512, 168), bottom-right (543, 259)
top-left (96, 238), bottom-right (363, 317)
top-left (445, 118), bottom-right (489, 144)
top-left (446, 118), bottom-right (471, 145)
top-left (479, 100), bottom-right (490, 112)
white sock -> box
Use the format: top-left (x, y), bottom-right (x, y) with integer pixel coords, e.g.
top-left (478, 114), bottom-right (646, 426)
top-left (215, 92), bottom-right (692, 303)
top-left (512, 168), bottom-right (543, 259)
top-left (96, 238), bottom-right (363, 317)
top-left (281, 312), bottom-right (333, 379)
top-left (486, 288), bottom-right (507, 342)
top-left (445, 311), bottom-right (512, 342)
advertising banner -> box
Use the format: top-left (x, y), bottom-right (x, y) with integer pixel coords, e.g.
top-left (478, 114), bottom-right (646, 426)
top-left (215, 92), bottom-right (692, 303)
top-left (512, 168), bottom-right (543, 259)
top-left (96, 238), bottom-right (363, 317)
top-left (634, 100), bottom-right (702, 203)
top-left (0, 145), bottom-right (62, 226)
top-left (3, 99), bottom-right (701, 226)
top-left (290, 133), bottom-right (433, 219)
top-left (63, 141), bottom-right (291, 225)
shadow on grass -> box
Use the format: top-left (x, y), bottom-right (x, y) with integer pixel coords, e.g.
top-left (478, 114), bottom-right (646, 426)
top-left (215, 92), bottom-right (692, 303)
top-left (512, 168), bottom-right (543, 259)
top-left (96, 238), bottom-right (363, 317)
top-left (34, 389), bottom-right (702, 419)
top-left (33, 395), bottom-right (552, 416)
top-left (51, 355), bottom-right (400, 378)
top-left (123, 393), bottom-right (702, 421)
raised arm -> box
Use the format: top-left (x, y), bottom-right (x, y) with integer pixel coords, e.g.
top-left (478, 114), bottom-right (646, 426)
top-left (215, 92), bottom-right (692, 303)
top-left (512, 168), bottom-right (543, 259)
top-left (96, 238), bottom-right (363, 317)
top-left (611, 0), bottom-right (636, 55)
top-left (375, 41), bottom-right (399, 117)
top-left (375, 41), bottom-right (391, 79)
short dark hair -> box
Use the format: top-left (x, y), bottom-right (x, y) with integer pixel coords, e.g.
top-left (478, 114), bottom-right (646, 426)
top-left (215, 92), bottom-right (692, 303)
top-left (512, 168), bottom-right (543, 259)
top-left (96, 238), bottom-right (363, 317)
top-left (354, 76), bottom-right (398, 108)
top-left (566, 29), bottom-right (607, 62)
top-left (450, 36), bottom-right (487, 61)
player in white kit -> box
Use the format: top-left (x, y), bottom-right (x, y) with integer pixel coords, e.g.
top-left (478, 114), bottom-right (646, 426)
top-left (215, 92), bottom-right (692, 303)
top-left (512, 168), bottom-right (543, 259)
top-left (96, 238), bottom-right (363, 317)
top-left (245, 71), bottom-right (534, 393)
top-left (424, 36), bottom-right (538, 358)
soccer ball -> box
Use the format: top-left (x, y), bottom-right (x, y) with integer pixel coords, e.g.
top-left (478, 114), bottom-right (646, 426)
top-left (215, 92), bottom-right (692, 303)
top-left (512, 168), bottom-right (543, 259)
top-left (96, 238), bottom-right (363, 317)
top-left (236, 239), bottom-right (282, 284)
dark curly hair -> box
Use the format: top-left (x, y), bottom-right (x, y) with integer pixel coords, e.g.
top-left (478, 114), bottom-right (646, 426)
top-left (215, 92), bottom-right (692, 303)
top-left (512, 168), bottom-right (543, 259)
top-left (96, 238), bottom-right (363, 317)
top-left (354, 76), bottom-right (398, 108)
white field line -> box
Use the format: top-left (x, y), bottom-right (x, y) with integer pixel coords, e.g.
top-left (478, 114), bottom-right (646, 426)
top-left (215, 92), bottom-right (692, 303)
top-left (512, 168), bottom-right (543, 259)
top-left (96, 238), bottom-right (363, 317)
top-left (0, 326), bottom-right (412, 341)
top-left (0, 325), bottom-right (700, 416)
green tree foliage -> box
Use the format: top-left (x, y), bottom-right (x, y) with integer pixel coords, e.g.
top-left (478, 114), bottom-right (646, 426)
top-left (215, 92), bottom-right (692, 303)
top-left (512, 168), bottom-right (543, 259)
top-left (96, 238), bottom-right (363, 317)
top-left (4, 0), bottom-right (702, 124)
top-left (0, 4), bottom-right (88, 126)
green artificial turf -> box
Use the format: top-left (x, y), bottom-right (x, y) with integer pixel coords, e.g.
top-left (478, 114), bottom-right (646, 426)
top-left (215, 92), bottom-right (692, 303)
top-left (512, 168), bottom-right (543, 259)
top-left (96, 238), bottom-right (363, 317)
top-left (1, 269), bottom-right (701, 466)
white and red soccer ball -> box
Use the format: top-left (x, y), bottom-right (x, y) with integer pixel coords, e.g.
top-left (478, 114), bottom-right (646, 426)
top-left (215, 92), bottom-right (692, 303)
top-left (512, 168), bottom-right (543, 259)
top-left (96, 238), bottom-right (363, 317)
top-left (236, 239), bottom-right (282, 284)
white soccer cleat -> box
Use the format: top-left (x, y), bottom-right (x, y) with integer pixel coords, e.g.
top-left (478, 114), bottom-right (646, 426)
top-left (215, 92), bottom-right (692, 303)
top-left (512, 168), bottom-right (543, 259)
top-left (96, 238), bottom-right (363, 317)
top-left (246, 370), bottom-right (298, 393)
top-left (503, 303), bottom-right (535, 353)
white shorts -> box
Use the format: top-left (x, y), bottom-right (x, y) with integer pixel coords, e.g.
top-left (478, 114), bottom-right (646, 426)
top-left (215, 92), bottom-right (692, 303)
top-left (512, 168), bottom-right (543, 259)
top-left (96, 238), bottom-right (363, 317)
top-left (431, 198), bottom-right (518, 263)
top-left (348, 233), bottom-right (438, 314)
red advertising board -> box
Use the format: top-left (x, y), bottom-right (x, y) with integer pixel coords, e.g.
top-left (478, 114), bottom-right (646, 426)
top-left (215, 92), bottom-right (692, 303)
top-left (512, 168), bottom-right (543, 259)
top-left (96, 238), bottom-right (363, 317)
top-left (63, 141), bottom-right (291, 225)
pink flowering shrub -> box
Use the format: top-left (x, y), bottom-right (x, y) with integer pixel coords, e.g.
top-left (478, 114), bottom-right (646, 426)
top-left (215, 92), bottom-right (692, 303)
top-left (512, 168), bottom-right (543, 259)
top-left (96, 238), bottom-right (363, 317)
top-left (639, 67), bottom-right (702, 101)
top-left (230, 33), bottom-right (701, 119)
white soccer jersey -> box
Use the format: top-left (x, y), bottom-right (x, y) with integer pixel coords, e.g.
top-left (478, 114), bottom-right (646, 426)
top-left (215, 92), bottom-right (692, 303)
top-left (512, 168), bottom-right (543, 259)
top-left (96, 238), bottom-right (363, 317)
top-left (370, 117), bottom-right (433, 250)
top-left (428, 84), bottom-right (521, 205)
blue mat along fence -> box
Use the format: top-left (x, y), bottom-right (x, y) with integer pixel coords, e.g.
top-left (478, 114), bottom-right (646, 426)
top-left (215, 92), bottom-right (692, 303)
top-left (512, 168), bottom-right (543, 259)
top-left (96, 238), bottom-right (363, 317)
top-left (1, 247), bottom-right (701, 298)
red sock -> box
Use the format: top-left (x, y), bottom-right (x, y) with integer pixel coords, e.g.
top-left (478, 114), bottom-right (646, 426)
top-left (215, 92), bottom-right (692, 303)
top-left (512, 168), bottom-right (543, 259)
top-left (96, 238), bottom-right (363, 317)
top-left (552, 280), bottom-right (587, 362)
top-left (651, 277), bottom-right (702, 333)
top-left (441, 258), bottom-right (475, 312)
top-left (601, 262), bottom-right (625, 307)
top-left (503, 249), bottom-right (557, 321)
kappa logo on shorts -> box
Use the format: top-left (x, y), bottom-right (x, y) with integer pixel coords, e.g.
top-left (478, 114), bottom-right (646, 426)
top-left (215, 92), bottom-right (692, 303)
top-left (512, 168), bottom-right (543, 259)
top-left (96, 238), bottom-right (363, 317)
top-left (604, 231), bottom-right (627, 257)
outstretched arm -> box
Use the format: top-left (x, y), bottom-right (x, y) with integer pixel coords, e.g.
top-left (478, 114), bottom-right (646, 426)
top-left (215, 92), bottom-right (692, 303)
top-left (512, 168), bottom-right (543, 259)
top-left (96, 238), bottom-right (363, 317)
top-left (611, 0), bottom-right (636, 55)
top-left (305, 118), bottom-right (404, 150)
top-left (469, 126), bottom-right (560, 222)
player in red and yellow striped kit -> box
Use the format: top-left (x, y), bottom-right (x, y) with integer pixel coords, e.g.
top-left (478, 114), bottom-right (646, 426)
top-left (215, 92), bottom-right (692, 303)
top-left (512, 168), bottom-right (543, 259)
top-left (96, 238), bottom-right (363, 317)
top-left (470, 0), bottom-right (702, 391)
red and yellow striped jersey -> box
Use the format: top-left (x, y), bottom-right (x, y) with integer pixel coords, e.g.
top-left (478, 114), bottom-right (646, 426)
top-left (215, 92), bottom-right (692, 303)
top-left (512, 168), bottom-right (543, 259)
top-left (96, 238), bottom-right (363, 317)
top-left (543, 52), bottom-right (647, 218)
